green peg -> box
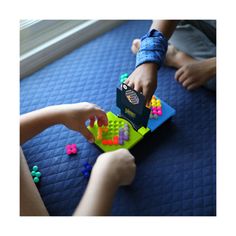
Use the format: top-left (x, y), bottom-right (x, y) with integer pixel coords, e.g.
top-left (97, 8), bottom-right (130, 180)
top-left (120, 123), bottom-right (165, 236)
top-left (35, 172), bottom-right (41, 178)
top-left (33, 177), bottom-right (40, 183)
top-left (32, 166), bottom-right (38, 172)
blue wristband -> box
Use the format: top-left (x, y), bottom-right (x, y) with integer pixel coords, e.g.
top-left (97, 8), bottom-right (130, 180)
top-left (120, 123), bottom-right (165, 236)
top-left (136, 29), bottom-right (168, 69)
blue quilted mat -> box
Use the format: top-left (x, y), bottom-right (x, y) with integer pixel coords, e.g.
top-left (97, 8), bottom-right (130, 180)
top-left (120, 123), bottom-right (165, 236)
top-left (20, 20), bottom-right (216, 216)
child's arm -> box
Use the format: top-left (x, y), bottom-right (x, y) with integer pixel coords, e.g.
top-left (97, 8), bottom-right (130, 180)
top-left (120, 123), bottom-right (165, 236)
top-left (125, 20), bottom-right (178, 103)
top-left (20, 103), bottom-right (108, 145)
top-left (149, 20), bottom-right (179, 39)
top-left (73, 149), bottom-right (136, 216)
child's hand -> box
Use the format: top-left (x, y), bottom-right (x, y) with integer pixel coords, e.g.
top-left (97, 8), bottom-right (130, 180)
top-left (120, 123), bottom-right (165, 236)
top-left (125, 63), bottom-right (158, 104)
top-left (92, 149), bottom-right (136, 187)
top-left (58, 103), bottom-right (108, 143)
top-left (74, 149), bottom-right (136, 215)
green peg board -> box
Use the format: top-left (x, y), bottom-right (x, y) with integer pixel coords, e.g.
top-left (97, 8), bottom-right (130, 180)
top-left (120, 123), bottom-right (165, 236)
top-left (88, 111), bottom-right (150, 152)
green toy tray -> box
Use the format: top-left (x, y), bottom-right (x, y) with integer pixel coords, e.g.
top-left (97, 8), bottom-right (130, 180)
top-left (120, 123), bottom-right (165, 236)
top-left (88, 111), bottom-right (150, 152)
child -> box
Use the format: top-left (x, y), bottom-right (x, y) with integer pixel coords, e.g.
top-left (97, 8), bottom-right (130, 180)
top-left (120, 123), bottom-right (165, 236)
top-left (126, 20), bottom-right (216, 103)
top-left (20, 102), bottom-right (136, 216)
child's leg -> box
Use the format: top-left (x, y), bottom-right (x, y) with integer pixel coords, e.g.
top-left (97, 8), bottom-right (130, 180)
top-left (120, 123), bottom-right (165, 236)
top-left (20, 148), bottom-right (49, 216)
top-left (169, 20), bottom-right (216, 60)
top-left (131, 21), bottom-right (216, 91)
top-left (168, 22), bottom-right (216, 91)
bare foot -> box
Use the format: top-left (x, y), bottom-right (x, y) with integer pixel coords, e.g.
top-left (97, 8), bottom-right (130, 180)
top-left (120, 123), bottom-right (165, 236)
top-left (131, 39), bottom-right (141, 54)
top-left (165, 45), bottom-right (197, 68)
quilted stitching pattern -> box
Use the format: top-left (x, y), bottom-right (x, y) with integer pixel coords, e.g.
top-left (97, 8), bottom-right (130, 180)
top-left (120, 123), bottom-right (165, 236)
top-left (20, 20), bottom-right (216, 216)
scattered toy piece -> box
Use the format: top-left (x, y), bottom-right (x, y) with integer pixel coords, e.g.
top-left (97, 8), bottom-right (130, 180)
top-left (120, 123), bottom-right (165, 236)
top-left (66, 144), bottom-right (77, 155)
top-left (83, 163), bottom-right (92, 171)
top-left (31, 166), bottom-right (41, 184)
top-left (82, 170), bottom-right (90, 178)
top-left (82, 162), bottom-right (93, 179)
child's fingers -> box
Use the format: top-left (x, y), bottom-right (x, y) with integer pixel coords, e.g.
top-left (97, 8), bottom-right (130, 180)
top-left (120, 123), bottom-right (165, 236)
top-left (87, 106), bottom-right (108, 125)
top-left (142, 87), bottom-right (152, 104)
top-left (125, 79), bottom-right (134, 89)
top-left (92, 108), bottom-right (108, 125)
top-left (87, 106), bottom-right (107, 127)
top-left (91, 106), bottom-right (107, 118)
top-left (101, 116), bottom-right (108, 126)
top-left (89, 116), bottom-right (95, 128)
top-left (97, 119), bottom-right (102, 127)
top-left (80, 125), bottom-right (95, 143)
top-left (97, 117), bottom-right (108, 127)
top-left (97, 116), bottom-right (108, 127)
top-left (85, 104), bottom-right (108, 128)
top-left (134, 83), bottom-right (142, 93)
